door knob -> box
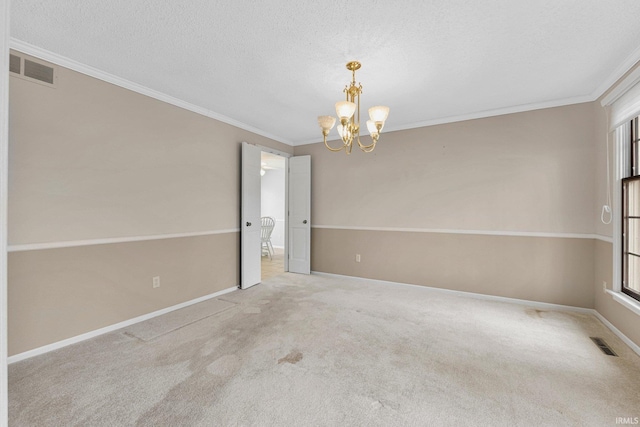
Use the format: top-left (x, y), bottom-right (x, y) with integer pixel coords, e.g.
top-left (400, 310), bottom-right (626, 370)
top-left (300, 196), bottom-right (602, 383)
top-left (303, 220), bottom-right (308, 224)
top-left (246, 222), bottom-right (252, 226)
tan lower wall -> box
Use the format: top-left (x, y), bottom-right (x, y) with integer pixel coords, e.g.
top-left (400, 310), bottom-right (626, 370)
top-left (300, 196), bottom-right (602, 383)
top-left (594, 240), bottom-right (640, 347)
top-left (312, 228), bottom-right (594, 308)
top-left (8, 232), bottom-right (238, 356)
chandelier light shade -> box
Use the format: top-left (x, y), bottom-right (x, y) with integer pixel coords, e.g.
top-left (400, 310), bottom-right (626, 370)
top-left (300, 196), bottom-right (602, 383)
top-left (317, 61), bottom-right (389, 154)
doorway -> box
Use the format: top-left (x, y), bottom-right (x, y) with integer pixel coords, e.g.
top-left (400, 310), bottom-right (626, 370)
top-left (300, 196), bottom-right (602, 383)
top-left (240, 142), bottom-right (310, 289)
top-left (260, 151), bottom-right (286, 281)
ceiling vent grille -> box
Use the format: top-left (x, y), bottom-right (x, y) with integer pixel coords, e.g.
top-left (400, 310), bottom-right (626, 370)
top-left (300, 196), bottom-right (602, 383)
top-left (9, 53), bottom-right (57, 88)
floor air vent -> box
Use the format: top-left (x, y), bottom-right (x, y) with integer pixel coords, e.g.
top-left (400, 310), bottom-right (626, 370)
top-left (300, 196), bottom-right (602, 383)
top-left (590, 337), bottom-right (618, 356)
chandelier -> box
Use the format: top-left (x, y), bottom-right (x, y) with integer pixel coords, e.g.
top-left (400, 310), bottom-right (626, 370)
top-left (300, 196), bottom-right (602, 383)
top-left (317, 61), bottom-right (389, 154)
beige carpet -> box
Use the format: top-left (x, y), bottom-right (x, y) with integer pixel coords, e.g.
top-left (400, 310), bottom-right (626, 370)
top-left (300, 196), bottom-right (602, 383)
top-left (8, 273), bottom-right (640, 426)
top-left (123, 298), bottom-right (236, 341)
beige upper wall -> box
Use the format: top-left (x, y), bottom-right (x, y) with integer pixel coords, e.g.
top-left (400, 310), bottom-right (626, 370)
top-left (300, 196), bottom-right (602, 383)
top-left (8, 51), bottom-right (292, 245)
top-left (296, 103), bottom-right (597, 234)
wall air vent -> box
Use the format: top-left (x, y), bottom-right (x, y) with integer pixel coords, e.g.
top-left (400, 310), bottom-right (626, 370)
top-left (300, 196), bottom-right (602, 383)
top-left (24, 59), bottom-right (55, 85)
top-left (9, 54), bottom-right (21, 74)
top-left (9, 53), bottom-right (57, 88)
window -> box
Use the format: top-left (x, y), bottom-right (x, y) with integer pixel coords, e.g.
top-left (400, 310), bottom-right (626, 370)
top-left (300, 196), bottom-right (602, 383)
top-left (622, 116), bottom-right (640, 302)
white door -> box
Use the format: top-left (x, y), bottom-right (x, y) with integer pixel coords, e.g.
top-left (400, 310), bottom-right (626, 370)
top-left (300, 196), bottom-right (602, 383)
top-left (241, 142), bottom-right (262, 289)
top-left (288, 155), bottom-right (311, 274)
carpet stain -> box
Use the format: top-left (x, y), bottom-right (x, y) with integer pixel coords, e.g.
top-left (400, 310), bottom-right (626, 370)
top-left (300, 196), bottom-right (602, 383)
top-left (207, 354), bottom-right (241, 376)
top-left (526, 308), bottom-right (546, 318)
top-left (371, 399), bottom-right (399, 410)
top-left (278, 350), bottom-right (303, 365)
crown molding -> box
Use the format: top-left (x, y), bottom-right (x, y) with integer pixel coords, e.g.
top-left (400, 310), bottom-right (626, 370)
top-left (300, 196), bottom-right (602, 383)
top-left (294, 95), bottom-right (595, 146)
top-left (379, 95), bottom-right (596, 137)
top-left (9, 39), bottom-right (295, 147)
top-left (11, 38), bottom-right (640, 147)
top-left (599, 62), bottom-right (640, 107)
top-left (596, 43), bottom-right (640, 106)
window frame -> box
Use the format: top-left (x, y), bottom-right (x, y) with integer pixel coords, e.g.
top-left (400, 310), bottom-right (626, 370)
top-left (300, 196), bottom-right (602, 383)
top-left (621, 117), bottom-right (640, 303)
top-left (621, 175), bottom-right (640, 302)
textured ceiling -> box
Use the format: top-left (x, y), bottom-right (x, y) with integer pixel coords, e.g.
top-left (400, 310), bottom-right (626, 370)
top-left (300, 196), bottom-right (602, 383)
top-left (10, 0), bottom-right (640, 145)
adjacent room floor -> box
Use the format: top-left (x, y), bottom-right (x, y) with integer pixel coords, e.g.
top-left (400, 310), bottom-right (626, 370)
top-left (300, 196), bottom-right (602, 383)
top-left (261, 247), bottom-right (284, 281)
top-left (8, 273), bottom-right (640, 426)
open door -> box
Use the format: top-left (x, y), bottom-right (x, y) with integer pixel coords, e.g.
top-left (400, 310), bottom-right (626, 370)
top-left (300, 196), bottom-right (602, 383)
top-left (288, 155), bottom-right (311, 274)
top-left (241, 142), bottom-right (262, 289)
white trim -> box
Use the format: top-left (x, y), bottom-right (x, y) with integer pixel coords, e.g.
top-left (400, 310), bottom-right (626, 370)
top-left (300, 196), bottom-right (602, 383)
top-left (613, 124), bottom-right (630, 293)
top-left (8, 286), bottom-right (238, 364)
top-left (592, 310), bottom-right (640, 357)
top-left (599, 43), bottom-right (640, 107)
top-left (9, 39), bottom-right (640, 149)
top-left (9, 39), bottom-right (294, 147)
top-left (311, 225), bottom-right (602, 240)
top-left (255, 144), bottom-right (292, 158)
top-left (606, 289), bottom-right (640, 317)
top-left (295, 97), bottom-right (594, 146)
top-left (7, 229), bottom-right (240, 252)
top-left (313, 271), bottom-right (640, 356)
top-left (0, 0), bottom-right (9, 423)
top-left (368, 97), bottom-right (595, 140)
top-left (312, 271), bottom-right (593, 314)
top-left (594, 234), bottom-right (614, 243)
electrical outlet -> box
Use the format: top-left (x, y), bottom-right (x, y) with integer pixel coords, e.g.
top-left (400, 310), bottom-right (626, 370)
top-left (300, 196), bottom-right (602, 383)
top-left (602, 281), bottom-right (607, 294)
top-left (153, 276), bottom-right (160, 288)
top-left (355, 254), bottom-right (361, 263)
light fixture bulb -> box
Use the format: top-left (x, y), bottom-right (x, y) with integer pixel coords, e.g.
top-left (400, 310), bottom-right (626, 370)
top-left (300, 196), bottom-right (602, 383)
top-left (368, 105), bottom-right (390, 123)
top-left (335, 101), bottom-right (356, 120)
top-left (337, 124), bottom-right (353, 140)
top-left (366, 120), bottom-right (378, 136)
top-left (317, 115), bottom-right (336, 131)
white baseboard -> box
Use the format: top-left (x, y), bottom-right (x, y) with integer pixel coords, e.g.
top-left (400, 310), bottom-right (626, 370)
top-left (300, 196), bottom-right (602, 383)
top-left (312, 271), bottom-right (593, 314)
top-left (312, 271), bottom-right (640, 356)
top-left (8, 286), bottom-right (238, 364)
top-left (592, 311), bottom-right (640, 357)
top-left (10, 274), bottom-right (640, 364)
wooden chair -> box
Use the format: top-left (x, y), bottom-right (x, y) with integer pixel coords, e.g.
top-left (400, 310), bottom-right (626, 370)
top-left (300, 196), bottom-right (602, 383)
top-left (261, 216), bottom-right (276, 260)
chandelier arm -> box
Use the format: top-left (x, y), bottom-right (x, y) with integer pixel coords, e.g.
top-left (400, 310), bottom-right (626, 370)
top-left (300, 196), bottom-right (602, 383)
top-left (360, 142), bottom-right (376, 153)
top-left (357, 136), bottom-right (377, 151)
top-left (323, 135), bottom-right (347, 152)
